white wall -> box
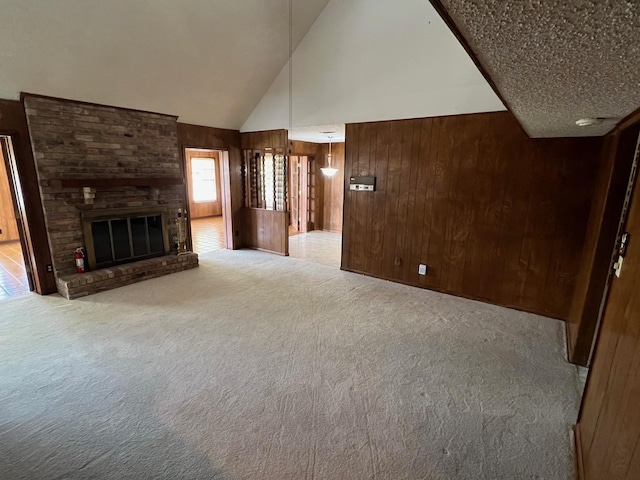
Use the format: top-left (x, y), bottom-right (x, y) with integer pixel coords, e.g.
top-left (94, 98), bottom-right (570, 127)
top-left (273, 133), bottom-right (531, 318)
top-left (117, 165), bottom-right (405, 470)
top-left (241, 0), bottom-right (505, 132)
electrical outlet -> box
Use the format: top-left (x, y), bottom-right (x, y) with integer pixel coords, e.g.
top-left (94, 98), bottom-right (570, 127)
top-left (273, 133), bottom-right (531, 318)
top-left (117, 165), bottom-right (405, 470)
top-left (418, 264), bottom-right (427, 275)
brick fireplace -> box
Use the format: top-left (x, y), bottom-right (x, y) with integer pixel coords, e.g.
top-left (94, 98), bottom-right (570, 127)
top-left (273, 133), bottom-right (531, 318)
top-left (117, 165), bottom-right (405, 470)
top-left (23, 95), bottom-right (198, 298)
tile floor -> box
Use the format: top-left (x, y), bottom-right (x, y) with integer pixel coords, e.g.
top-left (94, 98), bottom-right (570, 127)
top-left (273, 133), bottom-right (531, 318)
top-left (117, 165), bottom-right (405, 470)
top-left (0, 241), bottom-right (30, 300)
top-left (288, 230), bottom-right (342, 268)
top-left (191, 216), bottom-right (225, 254)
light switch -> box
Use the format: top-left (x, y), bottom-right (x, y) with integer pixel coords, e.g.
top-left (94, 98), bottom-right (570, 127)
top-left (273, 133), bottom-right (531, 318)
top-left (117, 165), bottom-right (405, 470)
top-left (418, 264), bottom-right (427, 275)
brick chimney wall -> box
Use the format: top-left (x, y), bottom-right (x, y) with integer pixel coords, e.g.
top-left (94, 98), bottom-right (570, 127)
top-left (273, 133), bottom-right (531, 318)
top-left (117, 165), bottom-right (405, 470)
top-left (23, 95), bottom-right (185, 278)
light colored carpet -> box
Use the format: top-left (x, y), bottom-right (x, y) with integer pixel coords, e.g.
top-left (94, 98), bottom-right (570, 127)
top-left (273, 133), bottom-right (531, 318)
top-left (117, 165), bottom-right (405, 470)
top-left (0, 248), bottom-right (582, 479)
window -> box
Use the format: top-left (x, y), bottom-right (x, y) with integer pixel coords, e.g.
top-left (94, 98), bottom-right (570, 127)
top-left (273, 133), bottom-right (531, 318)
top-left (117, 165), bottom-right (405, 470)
top-left (191, 157), bottom-right (217, 203)
top-left (263, 153), bottom-right (275, 210)
top-left (243, 150), bottom-right (287, 211)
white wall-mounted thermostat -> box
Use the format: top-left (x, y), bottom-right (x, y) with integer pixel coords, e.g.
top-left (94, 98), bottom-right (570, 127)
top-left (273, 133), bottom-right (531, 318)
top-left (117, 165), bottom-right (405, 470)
top-left (349, 176), bottom-right (376, 191)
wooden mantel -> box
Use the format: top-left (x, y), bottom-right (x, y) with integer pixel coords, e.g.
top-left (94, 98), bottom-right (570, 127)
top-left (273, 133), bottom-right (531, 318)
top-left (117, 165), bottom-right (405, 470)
top-left (48, 177), bottom-right (183, 189)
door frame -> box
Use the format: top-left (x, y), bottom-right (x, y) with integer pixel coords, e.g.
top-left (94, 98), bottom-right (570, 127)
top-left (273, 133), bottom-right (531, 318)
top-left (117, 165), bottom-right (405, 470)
top-left (288, 154), bottom-right (315, 234)
top-left (0, 135), bottom-right (34, 291)
top-left (184, 148), bottom-right (223, 219)
top-left (180, 146), bottom-right (233, 250)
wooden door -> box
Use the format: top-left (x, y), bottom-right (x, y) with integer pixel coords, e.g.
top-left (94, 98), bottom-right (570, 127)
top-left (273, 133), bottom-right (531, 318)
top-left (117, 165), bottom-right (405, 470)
top-left (185, 149), bottom-right (222, 219)
top-left (307, 156), bottom-right (316, 231)
top-left (290, 156), bottom-right (300, 231)
top-left (0, 146), bottom-right (20, 242)
top-left (577, 134), bottom-right (640, 479)
top-left (298, 156), bottom-right (310, 233)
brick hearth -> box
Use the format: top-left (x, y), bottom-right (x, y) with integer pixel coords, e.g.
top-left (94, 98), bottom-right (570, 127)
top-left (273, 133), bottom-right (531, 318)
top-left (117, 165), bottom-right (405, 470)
top-left (56, 253), bottom-right (198, 299)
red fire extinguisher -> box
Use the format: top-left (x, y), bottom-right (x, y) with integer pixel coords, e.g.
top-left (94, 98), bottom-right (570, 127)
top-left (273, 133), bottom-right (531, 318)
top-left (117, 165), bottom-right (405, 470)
top-left (75, 247), bottom-right (86, 274)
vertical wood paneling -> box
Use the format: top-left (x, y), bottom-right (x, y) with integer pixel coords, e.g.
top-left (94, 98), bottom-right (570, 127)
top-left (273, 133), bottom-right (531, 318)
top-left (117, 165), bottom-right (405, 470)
top-left (370, 123), bottom-right (390, 277)
top-left (380, 121), bottom-right (404, 278)
top-left (567, 126), bottom-right (638, 365)
top-left (398, 120), bottom-right (419, 282)
top-left (243, 208), bottom-right (288, 255)
top-left (407, 119), bottom-right (430, 285)
top-left (341, 124), bottom-right (355, 269)
top-left (419, 119), bottom-right (439, 288)
top-left (240, 130), bottom-right (287, 150)
top-left (576, 123), bottom-right (640, 479)
top-left (457, 115), bottom-right (484, 296)
top-left (424, 117), bottom-right (453, 290)
top-left (177, 123), bottom-right (243, 250)
top-left (239, 129), bottom-right (289, 252)
top-left (352, 123), bottom-right (371, 272)
top-left (480, 114), bottom-right (514, 302)
top-left (320, 142), bottom-right (345, 233)
top-left (341, 111), bottom-right (601, 319)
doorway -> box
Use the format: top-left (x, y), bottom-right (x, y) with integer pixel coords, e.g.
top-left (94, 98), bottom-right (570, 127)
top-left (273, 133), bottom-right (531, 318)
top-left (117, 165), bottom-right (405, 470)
top-left (288, 155), bottom-right (319, 236)
top-left (184, 148), bottom-right (226, 254)
top-left (286, 143), bottom-right (344, 268)
top-left (0, 136), bottom-right (30, 299)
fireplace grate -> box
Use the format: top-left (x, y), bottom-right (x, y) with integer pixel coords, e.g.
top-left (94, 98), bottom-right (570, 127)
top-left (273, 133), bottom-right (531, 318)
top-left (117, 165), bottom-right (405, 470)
top-left (82, 210), bottom-right (169, 270)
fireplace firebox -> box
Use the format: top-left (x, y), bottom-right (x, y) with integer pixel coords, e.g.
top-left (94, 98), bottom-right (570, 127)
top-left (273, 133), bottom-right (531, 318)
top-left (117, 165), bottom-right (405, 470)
top-left (81, 208), bottom-right (170, 270)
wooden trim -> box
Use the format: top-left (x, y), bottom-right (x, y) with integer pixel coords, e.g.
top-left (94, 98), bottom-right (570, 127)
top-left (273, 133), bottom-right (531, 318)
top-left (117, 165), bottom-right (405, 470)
top-left (615, 105), bottom-right (640, 132)
top-left (566, 321), bottom-right (575, 361)
top-left (246, 247), bottom-right (289, 256)
top-left (220, 151), bottom-right (234, 249)
top-left (0, 99), bottom-right (57, 294)
top-left (48, 177), bottom-right (183, 189)
top-left (182, 144), bottom-right (231, 152)
top-left (428, 1), bottom-right (513, 116)
top-left (20, 92), bottom-right (179, 119)
top-left (574, 424), bottom-right (585, 480)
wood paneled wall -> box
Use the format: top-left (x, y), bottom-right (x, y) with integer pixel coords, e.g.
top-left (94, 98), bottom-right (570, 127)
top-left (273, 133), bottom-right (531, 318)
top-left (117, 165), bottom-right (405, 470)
top-left (289, 140), bottom-right (321, 156)
top-left (342, 111), bottom-right (602, 319)
top-left (0, 147), bottom-right (20, 242)
top-left (288, 140), bottom-right (345, 233)
top-left (576, 121), bottom-right (640, 480)
top-left (289, 140), bottom-right (323, 231)
top-left (0, 99), bottom-right (55, 294)
top-left (243, 208), bottom-right (289, 255)
top-left (240, 129), bottom-right (290, 254)
top-left (241, 130), bottom-right (288, 150)
top-left (320, 142), bottom-right (345, 233)
top-left (177, 123), bottom-right (243, 249)
top-left (567, 126), bottom-right (638, 365)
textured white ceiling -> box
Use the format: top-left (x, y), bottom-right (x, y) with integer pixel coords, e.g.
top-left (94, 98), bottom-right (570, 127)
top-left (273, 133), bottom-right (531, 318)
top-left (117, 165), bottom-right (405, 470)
top-left (0, 0), bottom-right (329, 129)
top-left (439, 0), bottom-right (640, 137)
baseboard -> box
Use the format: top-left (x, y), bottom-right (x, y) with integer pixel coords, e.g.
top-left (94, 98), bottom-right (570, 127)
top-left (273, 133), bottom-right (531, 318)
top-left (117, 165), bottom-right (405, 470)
top-left (248, 246), bottom-right (288, 256)
top-left (574, 424), bottom-right (586, 480)
top-left (340, 266), bottom-right (566, 321)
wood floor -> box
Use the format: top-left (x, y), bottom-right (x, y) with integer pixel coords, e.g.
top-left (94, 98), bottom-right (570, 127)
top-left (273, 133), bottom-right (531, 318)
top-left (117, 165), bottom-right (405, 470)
top-left (191, 216), bottom-right (225, 254)
top-left (0, 241), bottom-right (29, 299)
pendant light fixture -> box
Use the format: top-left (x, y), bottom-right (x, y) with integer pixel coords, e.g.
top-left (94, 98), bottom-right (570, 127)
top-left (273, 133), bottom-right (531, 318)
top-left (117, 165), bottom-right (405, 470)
top-left (321, 134), bottom-right (338, 177)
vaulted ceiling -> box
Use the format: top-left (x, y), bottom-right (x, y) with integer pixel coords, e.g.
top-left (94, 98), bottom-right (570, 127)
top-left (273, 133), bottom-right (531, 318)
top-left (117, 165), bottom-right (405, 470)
top-left (0, 1), bottom-right (637, 137)
top-left (0, 0), bottom-right (329, 129)
top-left (0, 0), bottom-right (504, 133)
